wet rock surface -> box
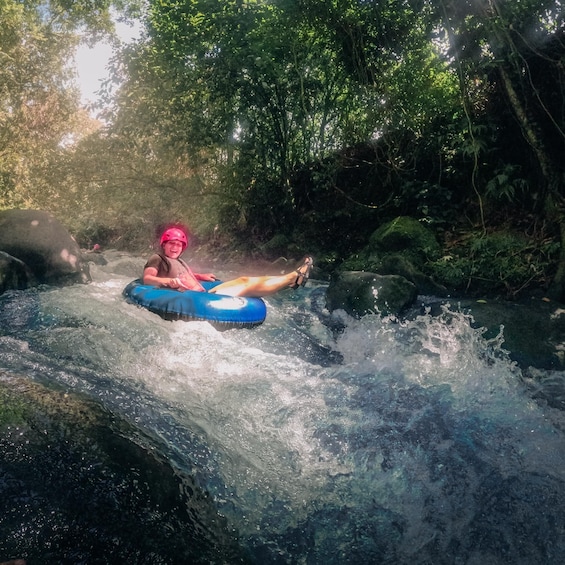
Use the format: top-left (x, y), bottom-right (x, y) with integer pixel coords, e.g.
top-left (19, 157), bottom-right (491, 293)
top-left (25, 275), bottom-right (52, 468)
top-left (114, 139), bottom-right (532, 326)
top-left (0, 375), bottom-right (249, 564)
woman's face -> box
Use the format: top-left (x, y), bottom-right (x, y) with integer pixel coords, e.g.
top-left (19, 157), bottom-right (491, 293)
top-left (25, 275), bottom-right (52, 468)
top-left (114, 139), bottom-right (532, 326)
top-left (163, 239), bottom-right (184, 258)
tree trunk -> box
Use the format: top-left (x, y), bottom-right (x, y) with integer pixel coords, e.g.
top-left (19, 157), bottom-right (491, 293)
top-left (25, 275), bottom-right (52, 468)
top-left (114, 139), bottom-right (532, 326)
top-left (498, 65), bottom-right (565, 301)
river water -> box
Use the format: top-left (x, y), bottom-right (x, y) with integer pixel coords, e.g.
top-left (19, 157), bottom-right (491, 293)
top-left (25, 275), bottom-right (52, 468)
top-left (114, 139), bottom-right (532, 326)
top-left (1, 251), bottom-right (565, 564)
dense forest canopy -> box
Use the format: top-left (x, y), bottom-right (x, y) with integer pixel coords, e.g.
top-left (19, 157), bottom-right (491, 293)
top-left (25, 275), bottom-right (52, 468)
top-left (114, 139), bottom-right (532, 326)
top-left (1, 0), bottom-right (565, 297)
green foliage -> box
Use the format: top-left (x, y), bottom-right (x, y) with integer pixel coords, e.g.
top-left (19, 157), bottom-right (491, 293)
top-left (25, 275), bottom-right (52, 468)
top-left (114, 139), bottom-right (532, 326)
top-left (428, 231), bottom-right (558, 297)
top-left (39, 129), bottom-right (222, 250)
top-left (105, 0), bottom-right (464, 241)
top-left (486, 164), bottom-right (529, 203)
top-left (0, 1), bottom-right (78, 208)
top-left (396, 180), bottom-right (456, 225)
top-left (129, 0), bottom-right (369, 164)
top-left (0, 0), bottom-right (138, 212)
top-left (2, 0), bottom-right (565, 298)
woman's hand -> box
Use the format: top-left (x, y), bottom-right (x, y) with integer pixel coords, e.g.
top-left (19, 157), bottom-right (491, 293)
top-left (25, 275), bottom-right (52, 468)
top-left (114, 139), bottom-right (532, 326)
top-left (177, 275), bottom-right (205, 292)
top-left (169, 277), bottom-right (199, 292)
top-left (196, 273), bottom-right (217, 282)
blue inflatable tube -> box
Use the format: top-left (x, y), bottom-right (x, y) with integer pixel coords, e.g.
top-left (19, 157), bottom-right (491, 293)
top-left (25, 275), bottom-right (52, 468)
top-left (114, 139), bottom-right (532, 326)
top-left (123, 280), bottom-right (267, 328)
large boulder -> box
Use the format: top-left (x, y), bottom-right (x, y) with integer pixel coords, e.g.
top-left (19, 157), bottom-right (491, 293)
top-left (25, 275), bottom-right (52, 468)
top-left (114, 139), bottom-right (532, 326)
top-left (340, 216), bottom-right (443, 295)
top-left (369, 216), bottom-right (441, 263)
top-left (0, 210), bottom-right (91, 289)
top-left (326, 271), bottom-right (418, 318)
top-left (0, 375), bottom-right (246, 562)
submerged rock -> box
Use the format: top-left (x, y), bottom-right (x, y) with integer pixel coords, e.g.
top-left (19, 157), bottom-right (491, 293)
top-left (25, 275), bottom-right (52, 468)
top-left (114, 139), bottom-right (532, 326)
top-left (0, 375), bottom-right (249, 563)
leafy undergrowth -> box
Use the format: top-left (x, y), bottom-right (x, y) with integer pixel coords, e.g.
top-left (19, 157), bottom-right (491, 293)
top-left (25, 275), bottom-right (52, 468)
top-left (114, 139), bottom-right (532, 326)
top-left (427, 229), bottom-right (559, 299)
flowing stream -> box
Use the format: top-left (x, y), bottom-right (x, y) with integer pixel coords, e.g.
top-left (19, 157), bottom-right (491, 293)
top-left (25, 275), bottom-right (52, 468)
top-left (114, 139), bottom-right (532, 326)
top-left (1, 251), bottom-right (565, 564)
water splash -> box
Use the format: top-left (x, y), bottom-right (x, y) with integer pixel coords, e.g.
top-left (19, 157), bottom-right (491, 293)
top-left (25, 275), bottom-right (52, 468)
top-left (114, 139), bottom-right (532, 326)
top-left (0, 259), bottom-right (564, 563)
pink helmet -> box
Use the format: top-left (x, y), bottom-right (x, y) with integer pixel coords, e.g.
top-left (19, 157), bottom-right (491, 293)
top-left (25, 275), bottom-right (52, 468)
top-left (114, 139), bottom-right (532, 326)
top-left (160, 227), bottom-right (188, 250)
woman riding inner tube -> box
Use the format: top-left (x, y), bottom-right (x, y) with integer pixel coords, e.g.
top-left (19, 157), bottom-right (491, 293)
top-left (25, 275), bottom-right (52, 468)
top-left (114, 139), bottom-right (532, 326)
top-left (143, 226), bottom-right (314, 297)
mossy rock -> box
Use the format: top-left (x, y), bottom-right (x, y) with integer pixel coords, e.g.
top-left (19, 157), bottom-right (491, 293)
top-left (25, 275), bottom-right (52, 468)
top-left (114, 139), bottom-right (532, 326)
top-left (0, 375), bottom-right (248, 563)
top-left (0, 209), bottom-right (91, 286)
top-left (369, 216), bottom-right (441, 265)
top-left (339, 247), bottom-right (447, 297)
top-left (339, 252), bottom-right (382, 273)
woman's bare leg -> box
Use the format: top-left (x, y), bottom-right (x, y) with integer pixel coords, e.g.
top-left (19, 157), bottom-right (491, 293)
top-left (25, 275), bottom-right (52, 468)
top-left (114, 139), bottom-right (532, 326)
top-left (210, 274), bottom-right (294, 297)
top-left (209, 257), bottom-right (313, 297)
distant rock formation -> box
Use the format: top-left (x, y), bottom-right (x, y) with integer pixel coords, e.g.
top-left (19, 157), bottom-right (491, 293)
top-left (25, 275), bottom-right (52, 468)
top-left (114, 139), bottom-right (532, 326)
top-left (0, 209), bottom-right (91, 293)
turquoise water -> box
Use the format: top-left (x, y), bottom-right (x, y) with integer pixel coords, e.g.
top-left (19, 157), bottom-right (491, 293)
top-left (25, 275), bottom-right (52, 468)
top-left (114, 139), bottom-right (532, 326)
top-left (1, 251), bottom-right (564, 563)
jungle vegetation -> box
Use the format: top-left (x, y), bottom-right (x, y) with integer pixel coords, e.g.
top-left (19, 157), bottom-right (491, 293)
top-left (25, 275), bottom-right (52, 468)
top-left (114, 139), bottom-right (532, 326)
top-left (1, 0), bottom-right (565, 299)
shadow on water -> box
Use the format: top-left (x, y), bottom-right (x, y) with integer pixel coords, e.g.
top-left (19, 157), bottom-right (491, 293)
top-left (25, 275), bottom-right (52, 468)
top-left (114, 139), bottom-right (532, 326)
top-left (0, 253), bottom-right (565, 564)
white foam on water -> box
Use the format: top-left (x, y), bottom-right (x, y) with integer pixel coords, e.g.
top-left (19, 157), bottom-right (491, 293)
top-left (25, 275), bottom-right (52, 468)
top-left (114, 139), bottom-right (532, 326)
top-left (2, 259), bottom-right (565, 561)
